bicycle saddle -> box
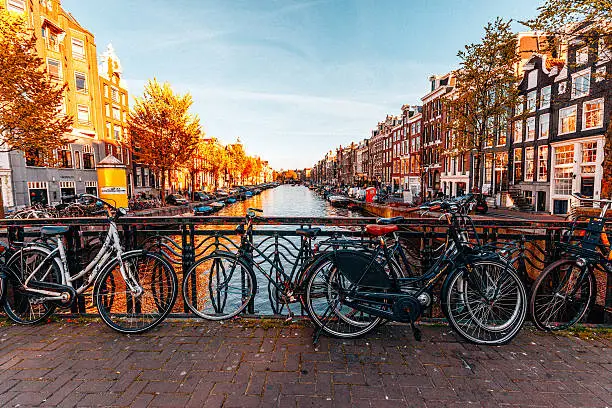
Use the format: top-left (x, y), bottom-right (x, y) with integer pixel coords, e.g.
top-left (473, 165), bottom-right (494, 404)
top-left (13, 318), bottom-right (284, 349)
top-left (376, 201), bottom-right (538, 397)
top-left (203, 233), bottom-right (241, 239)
top-left (295, 227), bottom-right (321, 238)
top-left (365, 224), bottom-right (398, 236)
top-left (40, 226), bottom-right (69, 236)
top-left (376, 216), bottom-right (404, 225)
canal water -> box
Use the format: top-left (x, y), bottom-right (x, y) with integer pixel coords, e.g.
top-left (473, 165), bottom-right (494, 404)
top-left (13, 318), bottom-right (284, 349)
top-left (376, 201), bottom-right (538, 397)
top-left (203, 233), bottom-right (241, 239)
top-left (214, 184), bottom-right (359, 218)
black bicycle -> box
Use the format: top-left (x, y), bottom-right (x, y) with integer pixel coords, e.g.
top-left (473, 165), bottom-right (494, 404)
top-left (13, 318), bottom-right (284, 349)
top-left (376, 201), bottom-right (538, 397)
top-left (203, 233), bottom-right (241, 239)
top-left (303, 200), bottom-right (527, 345)
top-left (181, 208), bottom-right (332, 319)
top-left (529, 193), bottom-right (612, 331)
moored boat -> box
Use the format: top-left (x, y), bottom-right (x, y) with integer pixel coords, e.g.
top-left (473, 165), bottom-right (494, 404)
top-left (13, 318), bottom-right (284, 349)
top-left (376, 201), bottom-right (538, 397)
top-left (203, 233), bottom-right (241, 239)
top-left (328, 195), bottom-right (351, 208)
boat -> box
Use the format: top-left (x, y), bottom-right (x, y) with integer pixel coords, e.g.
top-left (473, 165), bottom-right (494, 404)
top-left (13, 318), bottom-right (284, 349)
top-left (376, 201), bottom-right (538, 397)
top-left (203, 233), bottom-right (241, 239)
top-left (210, 201), bottom-right (225, 211)
top-left (244, 191), bottom-right (253, 198)
top-left (226, 197), bottom-right (237, 204)
top-left (328, 195), bottom-right (351, 208)
top-left (193, 205), bottom-right (213, 215)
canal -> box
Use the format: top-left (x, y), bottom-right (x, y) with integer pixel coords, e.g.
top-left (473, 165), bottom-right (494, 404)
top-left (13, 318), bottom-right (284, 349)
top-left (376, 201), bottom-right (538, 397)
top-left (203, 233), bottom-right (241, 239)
top-left (214, 184), bottom-right (361, 218)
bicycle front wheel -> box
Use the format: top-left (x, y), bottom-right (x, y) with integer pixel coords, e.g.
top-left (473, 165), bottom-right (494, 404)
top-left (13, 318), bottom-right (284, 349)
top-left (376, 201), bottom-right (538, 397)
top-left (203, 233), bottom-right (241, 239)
top-left (182, 253), bottom-right (256, 320)
top-left (443, 260), bottom-right (526, 345)
top-left (94, 251), bottom-right (178, 334)
top-left (303, 254), bottom-right (382, 339)
top-left (529, 258), bottom-right (595, 331)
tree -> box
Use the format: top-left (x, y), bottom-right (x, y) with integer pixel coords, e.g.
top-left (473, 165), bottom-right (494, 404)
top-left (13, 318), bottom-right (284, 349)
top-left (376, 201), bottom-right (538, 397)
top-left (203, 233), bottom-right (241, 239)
top-left (523, 0), bottom-right (612, 198)
top-left (201, 139), bottom-right (227, 190)
top-left (0, 7), bottom-right (72, 216)
top-left (444, 18), bottom-right (522, 192)
top-left (225, 142), bottom-right (246, 185)
top-left (129, 79), bottom-right (201, 204)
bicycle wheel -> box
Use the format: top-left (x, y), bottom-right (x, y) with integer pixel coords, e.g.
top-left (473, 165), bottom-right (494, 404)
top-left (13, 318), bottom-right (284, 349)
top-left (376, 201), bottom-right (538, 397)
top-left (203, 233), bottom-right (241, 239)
top-left (303, 254), bottom-right (383, 339)
top-left (529, 258), bottom-right (595, 331)
top-left (442, 260), bottom-right (526, 345)
top-left (4, 247), bottom-right (61, 324)
top-left (94, 251), bottom-right (178, 334)
top-left (182, 252), bottom-right (256, 320)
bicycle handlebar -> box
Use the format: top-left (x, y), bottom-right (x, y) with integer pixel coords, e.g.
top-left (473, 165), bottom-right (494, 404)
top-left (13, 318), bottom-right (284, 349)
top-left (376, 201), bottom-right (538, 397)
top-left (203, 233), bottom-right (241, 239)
top-left (572, 192), bottom-right (612, 205)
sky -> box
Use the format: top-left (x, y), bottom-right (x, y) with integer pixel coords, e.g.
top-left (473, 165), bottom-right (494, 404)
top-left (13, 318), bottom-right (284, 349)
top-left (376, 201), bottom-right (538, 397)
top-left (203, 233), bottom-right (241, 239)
top-left (62, 0), bottom-right (544, 170)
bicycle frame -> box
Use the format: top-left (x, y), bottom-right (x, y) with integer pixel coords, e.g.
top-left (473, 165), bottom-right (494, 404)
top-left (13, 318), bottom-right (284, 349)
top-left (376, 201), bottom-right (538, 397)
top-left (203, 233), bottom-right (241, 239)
top-left (20, 219), bottom-right (140, 300)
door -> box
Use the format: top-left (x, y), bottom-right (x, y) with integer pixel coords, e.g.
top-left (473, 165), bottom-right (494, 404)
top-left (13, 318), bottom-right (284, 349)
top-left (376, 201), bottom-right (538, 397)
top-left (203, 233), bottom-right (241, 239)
top-left (581, 177), bottom-right (595, 198)
top-left (537, 191), bottom-right (546, 212)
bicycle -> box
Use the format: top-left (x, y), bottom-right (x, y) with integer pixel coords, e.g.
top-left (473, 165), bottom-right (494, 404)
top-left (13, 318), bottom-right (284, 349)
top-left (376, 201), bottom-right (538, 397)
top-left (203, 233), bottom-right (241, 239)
top-left (302, 200), bottom-right (527, 345)
top-left (181, 207), bottom-right (342, 320)
top-left (4, 194), bottom-right (178, 333)
top-left (529, 193), bottom-right (612, 331)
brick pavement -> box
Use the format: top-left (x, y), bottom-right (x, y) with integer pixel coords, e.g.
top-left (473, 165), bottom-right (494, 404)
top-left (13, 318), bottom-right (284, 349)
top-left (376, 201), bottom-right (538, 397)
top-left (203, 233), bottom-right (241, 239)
top-left (0, 319), bottom-right (610, 407)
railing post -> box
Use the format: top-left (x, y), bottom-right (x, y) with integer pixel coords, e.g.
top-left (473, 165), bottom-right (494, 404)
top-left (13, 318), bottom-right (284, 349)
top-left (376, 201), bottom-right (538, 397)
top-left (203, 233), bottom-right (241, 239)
top-left (181, 223), bottom-right (195, 313)
top-left (66, 226), bottom-right (86, 314)
top-left (245, 226), bottom-right (255, 315)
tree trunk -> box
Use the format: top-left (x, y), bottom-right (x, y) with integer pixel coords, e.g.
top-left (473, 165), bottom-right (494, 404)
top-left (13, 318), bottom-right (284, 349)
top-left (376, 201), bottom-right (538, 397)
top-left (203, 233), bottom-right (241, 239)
top-left (0, 182), bottom-right (5, 218)
top-left (160, 170), bottom-right (166, 205)
top-left (191, 171), bottom-right (196, 200)
top-left (473, 153), bottom-right (482, 193)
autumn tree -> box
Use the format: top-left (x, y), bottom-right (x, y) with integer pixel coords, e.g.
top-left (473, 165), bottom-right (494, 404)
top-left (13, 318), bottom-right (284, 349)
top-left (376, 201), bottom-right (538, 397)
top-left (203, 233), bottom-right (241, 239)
top-left (129, 79), bottom-right (201, 204)
top-left (445, 18), bottom-right (521, 191)
top-left (225, 142), bottom-right (246, 186)
top-left (523, 0), bottom-right (612, 198)
top-left (201, 138), bottom-right (227, 190)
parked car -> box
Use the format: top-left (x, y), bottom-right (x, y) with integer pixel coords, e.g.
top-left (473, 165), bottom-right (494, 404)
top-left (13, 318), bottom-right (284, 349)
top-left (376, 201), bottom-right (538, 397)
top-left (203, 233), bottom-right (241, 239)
top-left (194, 192), bottom-right (210, 201)
top-left (215, 189), bottom-right (229, 197)
top-left (166, 194), bottom-right (189, 206)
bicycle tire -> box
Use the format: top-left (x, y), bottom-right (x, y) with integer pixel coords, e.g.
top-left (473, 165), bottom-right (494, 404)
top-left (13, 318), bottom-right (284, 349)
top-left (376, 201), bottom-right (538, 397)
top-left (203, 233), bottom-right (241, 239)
top-left (94, 251), bottom-right (178, 334)
top-left (302, 252), bottom-right (386, 339)
top-left (442, 260), bottom-right (526, 345)
top-left (529, 258), bottom-right (596, 331)
top-left (182, 252), bottom-right (256, 320)
top-left (4, 246), bottom-right (62, 325)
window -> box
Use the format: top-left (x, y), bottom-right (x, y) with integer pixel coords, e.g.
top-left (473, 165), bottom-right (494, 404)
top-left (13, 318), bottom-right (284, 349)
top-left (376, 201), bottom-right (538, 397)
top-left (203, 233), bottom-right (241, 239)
top-left (539, 86), bottom-right (551, 109)
top-left (595, 66), bottom-right (606, 82)
top-left (25, 149), bottom-right (48, 167)
top-left (554, 168), bottom-right (573, 195)
top-left (527, 91), bottom-right (536, 112)
top-left (111, 88), bottom-right (119, 103)
top-left (555, 144), bottom-right (574, 165)
top-left (576, 46), bottom-right (589, 65)
top-left (583, 99), bottom-right (604, 130)
top-left (7, 0), bottom-right (26, 12)
top-left (514, 148), bottom-right (523, 182)
top-left (558, 82), bottom-right (567, 95)
top-left (582, 141), bottom-right (597, 163)
top-left (104, 84), bottom-right (109, 98)
top-left (527, 70), bottom-right (538, 89)
top-left (112, 106), bottom-right (120, 120)
top-left (82, 145), bottom-right (95, 169)
top-left (74, 150), bottom-right (81, 169)
top-left (526, 117), bottom-right (536, 141)
top-left (513, 121), bottom-right (523, 143)
top-left (47, 58), bottom-right (61, 79)
top-left (114, 127), bottom-right (121, 140)
top-left (559, 105), bottom-right (577, 134)
top-left (598, 38), bottom-right (612, 62)
top-left (71, 38), bottom-right (85, 59)
top-left (77, 105), bottom-right (89, 124)
top-left (571, 69), bottom-right (590, 99)
top-left (515, 99), bottom-right (524, 116)
top-left (539, 114), bottom-right (550, 139)
top-left (75, 72), bottom-right (87, 93)
top-left (538, 146), bottom-right (548, 182)
top-left (105, 122), bottom-right (111, 138)
top-left (57, 146), bottom-right (72, 168)
top-left (525, 147), bottom-right (534, 181)
top-left (47, 31), bottom-right (59, 52)
top-left (485, 154), bottom-right (493, 183)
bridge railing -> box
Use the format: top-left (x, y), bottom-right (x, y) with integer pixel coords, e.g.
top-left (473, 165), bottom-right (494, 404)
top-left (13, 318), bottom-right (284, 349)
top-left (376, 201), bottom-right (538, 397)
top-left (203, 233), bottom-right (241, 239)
top-left (0, 216), bottom-right (609, 322)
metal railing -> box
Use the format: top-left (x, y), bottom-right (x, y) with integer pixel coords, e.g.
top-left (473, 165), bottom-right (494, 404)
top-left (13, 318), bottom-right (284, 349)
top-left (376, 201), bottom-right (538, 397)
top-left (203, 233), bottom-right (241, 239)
top-left (0, 216), bottom-right (609, 322)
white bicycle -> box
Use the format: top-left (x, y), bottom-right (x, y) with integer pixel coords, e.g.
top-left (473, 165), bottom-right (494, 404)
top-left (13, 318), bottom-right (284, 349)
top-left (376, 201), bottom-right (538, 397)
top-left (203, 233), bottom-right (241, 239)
top-left (4, 194), bottom-right (178, 333)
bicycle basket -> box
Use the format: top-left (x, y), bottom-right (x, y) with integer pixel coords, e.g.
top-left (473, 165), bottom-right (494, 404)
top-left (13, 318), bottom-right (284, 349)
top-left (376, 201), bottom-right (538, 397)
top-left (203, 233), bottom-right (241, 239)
top-left (333, 249), bottom-right (394, 289)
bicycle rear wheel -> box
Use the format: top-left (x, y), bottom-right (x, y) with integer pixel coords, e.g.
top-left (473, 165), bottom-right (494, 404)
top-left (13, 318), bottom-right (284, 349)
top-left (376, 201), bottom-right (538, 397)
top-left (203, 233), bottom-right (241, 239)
top-left (182, 253), bottom-right (256, 320)
top-left (529, 258), bottom-right (595, 331)
top-left (442, 260), bottom-right (526, 345)
top-left (94, 251), bottom-right (178, 334)
top-left (4, 247), bottom-right (61, 324)
top-left (304, 254), bottom-right (383, 339)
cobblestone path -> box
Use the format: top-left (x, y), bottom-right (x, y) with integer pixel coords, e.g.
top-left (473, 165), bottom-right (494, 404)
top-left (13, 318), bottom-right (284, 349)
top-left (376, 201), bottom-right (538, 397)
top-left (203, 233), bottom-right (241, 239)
top-left (0, 320), bottom-right (609, 407)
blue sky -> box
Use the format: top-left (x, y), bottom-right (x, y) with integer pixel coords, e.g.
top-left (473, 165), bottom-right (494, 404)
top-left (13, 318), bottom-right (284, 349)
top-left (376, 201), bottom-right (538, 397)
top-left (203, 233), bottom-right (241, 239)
top-left (63, 0), bottom-right (543, 170)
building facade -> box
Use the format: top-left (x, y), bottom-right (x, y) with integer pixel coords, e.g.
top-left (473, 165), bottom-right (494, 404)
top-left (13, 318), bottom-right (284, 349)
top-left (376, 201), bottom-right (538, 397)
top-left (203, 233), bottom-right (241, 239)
top-left (5, 0), bottom-right (104, 207)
